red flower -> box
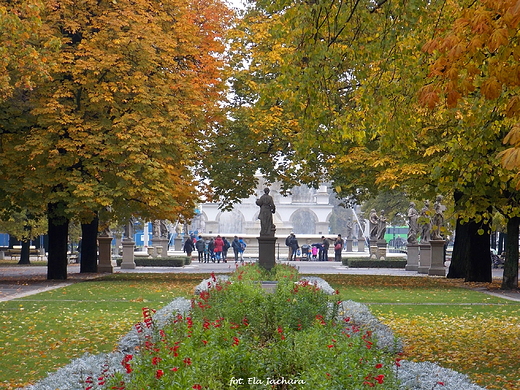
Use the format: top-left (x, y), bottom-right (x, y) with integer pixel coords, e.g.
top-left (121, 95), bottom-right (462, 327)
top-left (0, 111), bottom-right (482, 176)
top-left (193, 385), bottom-right (202, 390)
top-left (437, 382), bottom-right (445, 386)
top-left (155, 369), bottom-right (164, 379)
top-left (152, 357), bottom-right (162, 365)
top-left (171, 367), bottom-right (179, 372)
top-left (184, 357), bottom-right (192, 366)
top-left (375, 363), bottom-right (383, 369)
top-left (374, 374), bottom-right (385, 384)
top-left (395, 358), bottom-right (402, 367)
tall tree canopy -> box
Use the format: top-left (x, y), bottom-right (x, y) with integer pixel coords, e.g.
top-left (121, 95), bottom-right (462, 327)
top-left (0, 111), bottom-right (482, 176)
top-left (0, 0), bottom-right (231, 278)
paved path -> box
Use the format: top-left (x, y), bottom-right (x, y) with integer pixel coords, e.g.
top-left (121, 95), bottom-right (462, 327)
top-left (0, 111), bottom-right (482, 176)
top-left (1, 261), bottom-right (518, 302)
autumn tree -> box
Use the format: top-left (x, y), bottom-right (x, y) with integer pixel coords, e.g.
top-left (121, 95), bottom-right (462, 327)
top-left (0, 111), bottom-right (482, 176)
top-left (0, 0), bottom-right (231, 279)
top-left (203, 0), bottom-right (520, 283)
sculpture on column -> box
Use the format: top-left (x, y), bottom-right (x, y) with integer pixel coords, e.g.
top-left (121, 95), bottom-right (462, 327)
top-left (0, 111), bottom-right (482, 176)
top-left (407, 202), bottom-right (419, 244)
top-left (124, 217), bottom-right (135, 241)
top-left (152, 220), bottom-right (161, 238)
top-left (377, 210), bottom-right (387, 241)
top-left (346, 217), bottom-right (353, 239)
top-left (369, 209), bottom-right (379, 239)
top-left (160, 220), bottom-right (169, 238)
top-left (419, 201), bottom-right (431, 244)
top-left (256, 188), bottom-right (276, 236)
top-left (431, 195), bottom-right (445, 240)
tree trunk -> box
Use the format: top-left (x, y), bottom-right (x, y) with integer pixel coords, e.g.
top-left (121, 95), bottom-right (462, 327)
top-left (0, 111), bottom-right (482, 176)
top-left (447, 216), bottom-right (469, 278)
top-left (47, 202), bottom-right (69, 280)
top-left (80, 214), bottom-right (99, 273)
top-left (501, 216), bottom-right (519, 290)
top-left (17, 240), bottom-right (31, 265)
top-left (465, 222), bottom-right (492, 283)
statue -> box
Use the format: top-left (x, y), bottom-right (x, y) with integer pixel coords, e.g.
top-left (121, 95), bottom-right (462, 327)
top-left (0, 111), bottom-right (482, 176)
top-left (431, 195), bottom-right (445, 240)
top-left (346, 217), bottom-right (353, 239)
top-left (419, 201), bottom-right (431, 244)
top-left (377, 210), bottom-right (387, 241)
top-left (124, 217), bottom-right (135, 241)
top-left (153, 220), bottom-right (161, 238)
top-left (407, 202), bottom-right (419, 244)
top-left (358, 218), bottom-right (366, 239)
top-left (369, 209), bottom-right (379, 239)
top-left (256, 188), bottom-right (276, 236)
top-left (160, 220), bottom-right (169, 238)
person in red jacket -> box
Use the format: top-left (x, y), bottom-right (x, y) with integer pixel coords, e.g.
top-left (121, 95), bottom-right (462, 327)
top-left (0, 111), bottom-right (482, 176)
top-left (214, 235), bottom-right (224, 263)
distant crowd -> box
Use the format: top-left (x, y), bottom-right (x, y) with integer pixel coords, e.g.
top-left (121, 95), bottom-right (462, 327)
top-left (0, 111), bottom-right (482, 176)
top-left (183, 235), bottom-right (247, 264)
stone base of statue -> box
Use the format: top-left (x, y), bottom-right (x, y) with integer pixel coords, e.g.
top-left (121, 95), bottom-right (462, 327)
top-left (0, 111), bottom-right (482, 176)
top-left (369, 238), bottom-right (378, 259)
top-left (174, 237), bottom-right (182, 251)
top-left (358, 238), bottom-right (365, 252)
top-left (152, 238), bottom-right (169, 258)
top-left (345, 239), bottom-right (353, 252)
top-left (376, 240), bottom-right (387, 260)
top-left (418, 243), bottom-right (431, 274)
top-left (428, 240), bottom-right (446, 276)
top-left (97, 236), bottom-right (113, 273)
top-left (405, 243), bottom-right (419, 271)
top-left (121, 239), bottom-right (136, 269)
top-left (257, 236), bottom-right (276, 271)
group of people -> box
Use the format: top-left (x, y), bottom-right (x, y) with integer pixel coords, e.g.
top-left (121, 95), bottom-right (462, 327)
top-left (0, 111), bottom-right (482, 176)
top-left (285, 233), bottom-right (344, 262)
top-left (183, 235), bottom-right (247, 264)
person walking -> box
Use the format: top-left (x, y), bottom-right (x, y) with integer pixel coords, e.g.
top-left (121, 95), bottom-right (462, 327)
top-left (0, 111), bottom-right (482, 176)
top-left (183, 237), bottom-right (195, 259)
top-left (238, 237), bottom-right (247, 264)
top-left (289, 234), bottom-right (299, 261)
top-left (222, 237), bottom-right (230, 263)
top-left (321, 236), bottom-right (330, 261)
top-left (214, 235), bottom-right (224, 263)
top-left (334, 234), bottom-right (344, 262)
top-left (195, 236), bottom-right (205, 263)
top-left (231, 236), bottom-right (241, 263)
top-left (208, 238), bottom-right (215, 262)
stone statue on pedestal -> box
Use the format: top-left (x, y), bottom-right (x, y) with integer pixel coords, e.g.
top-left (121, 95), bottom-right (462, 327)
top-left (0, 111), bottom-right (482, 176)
top-left (369, 209), bottom-right (379, 239)
top-left (419, 201), bottom-right (431, 244)
top-left (256, 188), bottom-right (276, 236)
top-left (407, 202), bottom-right (419, 244)
top-left (377, 210), bottom-right (387, 241)
top-left (431, 195), bottom-right (445, 240)
top-left (346, 217), bottom-right (353, 239)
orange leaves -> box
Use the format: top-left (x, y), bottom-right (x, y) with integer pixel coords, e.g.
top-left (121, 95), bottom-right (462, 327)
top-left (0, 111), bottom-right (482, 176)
top-left (480, 76), bottom-right (502, 99)
top-left (487, 27), bottom-right (509, 52)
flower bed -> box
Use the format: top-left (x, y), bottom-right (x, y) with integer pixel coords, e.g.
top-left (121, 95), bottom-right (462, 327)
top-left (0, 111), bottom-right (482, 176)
top-left (25, 264), bottom-right (485, 390)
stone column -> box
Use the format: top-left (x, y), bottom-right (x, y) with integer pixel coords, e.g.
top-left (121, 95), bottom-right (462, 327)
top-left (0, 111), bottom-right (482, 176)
top-left (428, 240), bottom-right (446, 276)
top-left (357, 238), bottom-right (365, 252)
top-left (405, 243), bottom-right (419, 271)
top-left (174, 236), bottom-right (182, 251)
top-left (258, 236), bottom-right (276, 271)
top-left (376, 240), bottom-right (387, 260)
top-left (151, 238), bottom-right (162, 257)
top-left (97, 236), bottom-right (113, 273)
top-left (418, 243), bottom-right (431, 274)
top-left (345, 239), bottom-right (353, 252)
top-left (159, 238), bottom-right (169, 258)
top-left (121, 239), bottom-right (136, 269)
top-left (369, 238), bottom-right (378, 259)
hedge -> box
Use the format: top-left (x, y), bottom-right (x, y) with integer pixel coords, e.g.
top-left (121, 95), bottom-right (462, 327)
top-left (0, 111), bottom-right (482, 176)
top-left (115, 256), bottom-right (191, 267)
top-left (342, 257), bottom-right (407, 268)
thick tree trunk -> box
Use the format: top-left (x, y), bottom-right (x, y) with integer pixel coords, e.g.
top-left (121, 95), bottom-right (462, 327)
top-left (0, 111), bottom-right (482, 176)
top-left (17, 240), bottom-right (31, 265)
top-left (465, 223), bottom-right (492, 283)
top-left (80, 214), bottom-right (99, 273)
top-left (447, 216), bottom-right (469, 278)
top-left (47, 202), bottom-right (69, 280)
top-left (501, 217), bottom-right (519, 290)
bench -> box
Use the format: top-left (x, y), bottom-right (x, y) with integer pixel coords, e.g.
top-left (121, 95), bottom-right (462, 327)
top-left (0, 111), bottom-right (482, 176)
top-left (5, 245), bottom-right (46, 260)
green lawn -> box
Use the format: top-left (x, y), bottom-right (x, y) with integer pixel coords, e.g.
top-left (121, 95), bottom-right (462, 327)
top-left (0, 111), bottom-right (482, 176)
top-left (0, 272), bottom-right (519, 390)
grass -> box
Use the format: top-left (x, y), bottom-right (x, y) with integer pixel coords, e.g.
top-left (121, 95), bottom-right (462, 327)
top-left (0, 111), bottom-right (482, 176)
top-left (0, 271), bottom-right (519, 389)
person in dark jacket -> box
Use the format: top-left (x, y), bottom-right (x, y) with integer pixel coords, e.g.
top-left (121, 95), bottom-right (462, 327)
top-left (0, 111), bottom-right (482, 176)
top-left (183, 237), bottom-right (195, 259)
top-left (231, 236), bottom-right (241, 263)
top-left (289, 234), bottom-right (299, 261)
top-left (195, 236), bottom-right (205, 263)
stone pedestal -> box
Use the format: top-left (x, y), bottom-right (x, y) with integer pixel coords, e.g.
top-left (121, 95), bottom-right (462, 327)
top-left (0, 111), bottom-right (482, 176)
top-left (345, 239), bottom-right (353, 252)
top-left (97, 236), bottom-right (114, 273)
top-left (152, 238), bottom-right (169, 258)
top-left (121, 239), bottom-right (136, 269)
top-left (428, 240), bottom-right (446, 276)
top-left (369, 238), bottom-right (378, 259)
top-left (357, 239), bottom-right (365, 252)
top-left (174, 237), bottom-right (182, 251)
top-left (258, 236), bottom-right (276, 271)
top-left (418, 243), bottom-right (431, 274)
top-left (405, 243), bottom-right (419, 271)
top-left (376, 240), bottom-right (387, 260)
